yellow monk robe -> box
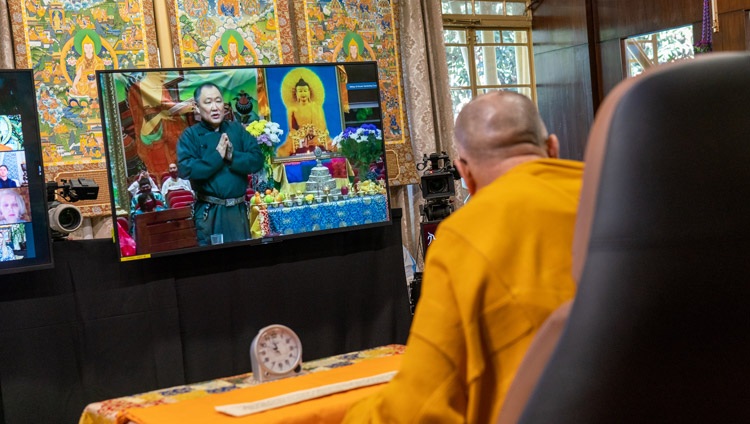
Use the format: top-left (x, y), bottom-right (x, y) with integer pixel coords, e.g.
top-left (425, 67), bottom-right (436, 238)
top-left (343, 159), bottom-right (584, 423)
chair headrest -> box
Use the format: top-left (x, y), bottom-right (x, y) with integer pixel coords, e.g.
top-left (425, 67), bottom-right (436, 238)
top-left (573, 52), bottom-right (750, 280)
top-left (522, 52), bottom-right (750, 423)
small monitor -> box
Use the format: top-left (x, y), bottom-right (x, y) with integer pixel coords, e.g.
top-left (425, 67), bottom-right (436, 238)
top-left (0, 70), bottom-right (54, 274)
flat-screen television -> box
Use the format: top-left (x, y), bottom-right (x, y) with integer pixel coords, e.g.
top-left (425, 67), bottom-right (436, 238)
top-left (0, 70), bottom-right (54, 274)
top-left (98, 62), bottom-right (391, 261)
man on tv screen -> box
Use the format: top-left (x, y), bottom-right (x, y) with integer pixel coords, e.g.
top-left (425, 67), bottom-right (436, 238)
top-left (177, 82), bottom-right (264, 246)
top-left (0, 165), bottom-right (18, 188)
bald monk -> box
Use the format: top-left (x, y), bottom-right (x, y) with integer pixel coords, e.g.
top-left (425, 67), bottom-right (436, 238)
top-left (343, 91), bottom-right (584, 423)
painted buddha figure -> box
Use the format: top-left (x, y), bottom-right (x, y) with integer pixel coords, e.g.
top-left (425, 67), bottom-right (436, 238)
top-left (69, 33), bottom-right (104, 98)
top-left (225, 35), bottom-right (245, 66)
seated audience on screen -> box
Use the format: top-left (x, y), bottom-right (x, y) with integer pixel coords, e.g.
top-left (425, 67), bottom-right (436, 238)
top-left (132, 177), bottom-right (165, 214)
top-left (343, 91), bottom-right (584, 423)
top-left (0, 165), bottom-right (17, 188)
top-left (0, 189), bottom-right (28, 224)
top-left (127, 169), bottom-right (160, 198)
top-left (177, 82), bottom-right (264, 246)
top-left (161, 162), bottom-right (193, 196)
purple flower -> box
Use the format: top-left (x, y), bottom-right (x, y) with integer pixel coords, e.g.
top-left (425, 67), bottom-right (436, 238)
top-left (258, 134), bottom-right (272, 146)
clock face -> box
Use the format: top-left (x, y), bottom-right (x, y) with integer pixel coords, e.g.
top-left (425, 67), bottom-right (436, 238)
top-left (254, 325), bottom-right (302, 375)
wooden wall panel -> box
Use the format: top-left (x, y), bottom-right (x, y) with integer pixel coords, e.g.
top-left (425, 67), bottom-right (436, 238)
top-left (532, 0), bottom-right (593, 161)
top-left (532, 0), bottom-right (590, 55)
top-left (719, 0), bottom-right (750, 13)
top-left (534, 0), bottom-right (750, 157)
top-left (535, 45), bottom-right (593, 161)
top-left (598, 38), bottom-right (625, 99)
top-left (713, 10), bottom-right (750, 51)
top-left (596, 0), bottom-right (703, 42)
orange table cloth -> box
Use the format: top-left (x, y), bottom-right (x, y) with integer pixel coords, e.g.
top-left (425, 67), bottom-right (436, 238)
top-left (79, 345), bottom-right (405, 424)
top-left (119, 354), bottom-right (402, 424)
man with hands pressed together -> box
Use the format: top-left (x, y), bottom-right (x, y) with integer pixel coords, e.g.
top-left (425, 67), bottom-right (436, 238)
top-left (177, 82), bottom-right (264, 246)
top-left (343, 91), bottom-right (583, 423)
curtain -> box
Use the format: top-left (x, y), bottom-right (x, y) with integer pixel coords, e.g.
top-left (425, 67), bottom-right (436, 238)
top-left (395, 0), bottom-right (462, 266)
top-left (0, 0), bottom-right (13, 68)
top-left (400, 0), bottom-right (455, 160)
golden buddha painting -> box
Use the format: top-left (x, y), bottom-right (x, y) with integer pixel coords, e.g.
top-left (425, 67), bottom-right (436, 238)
top-left (266, 66), bottom-right (344, 158)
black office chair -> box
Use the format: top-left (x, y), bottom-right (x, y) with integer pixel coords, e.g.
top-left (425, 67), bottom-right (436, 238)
top-left (499, 52), bottom-right (750, 423)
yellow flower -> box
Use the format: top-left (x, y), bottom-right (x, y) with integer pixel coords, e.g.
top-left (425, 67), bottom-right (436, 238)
top-left (246, 119), bottom-right (268, 137)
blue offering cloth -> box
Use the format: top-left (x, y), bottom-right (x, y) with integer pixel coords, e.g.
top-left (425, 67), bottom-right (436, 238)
top-left (267, 194), bottom-right (388, 235)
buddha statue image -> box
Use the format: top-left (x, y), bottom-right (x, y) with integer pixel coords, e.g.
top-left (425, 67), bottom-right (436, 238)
top-left (276, 68), bottom-right (330, 157)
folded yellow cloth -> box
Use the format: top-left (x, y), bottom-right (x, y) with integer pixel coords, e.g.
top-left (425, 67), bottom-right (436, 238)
top-left (119, 354), bottom-right (402, 424)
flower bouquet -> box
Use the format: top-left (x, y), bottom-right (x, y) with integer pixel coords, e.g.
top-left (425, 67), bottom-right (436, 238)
top-left (331, 124), bottom-right (383, 181)
top-left (246, 119), bottom-right (283, 182)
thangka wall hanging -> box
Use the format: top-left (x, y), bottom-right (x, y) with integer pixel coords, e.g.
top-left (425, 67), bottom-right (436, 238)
top-left (165, 0), bottom-right (294, 67)
top-left (8, 0), bottom-right (160, 215)
top-left (293, 0), bottom-right (418, 186)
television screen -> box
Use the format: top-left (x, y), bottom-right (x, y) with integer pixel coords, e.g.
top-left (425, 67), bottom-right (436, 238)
top-left (98, 62), bottom-right (391, 260)
top-left (0, 70), bottom-right (54, 274)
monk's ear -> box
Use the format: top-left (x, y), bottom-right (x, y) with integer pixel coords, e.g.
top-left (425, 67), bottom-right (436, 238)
top-left (456, 158), bottom-right (477, 195)
top-left (545, 134), bottom-right (560, 159)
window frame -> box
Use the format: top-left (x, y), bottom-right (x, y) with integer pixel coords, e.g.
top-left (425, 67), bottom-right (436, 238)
top-left (442, 4), bottom-right (537, 116)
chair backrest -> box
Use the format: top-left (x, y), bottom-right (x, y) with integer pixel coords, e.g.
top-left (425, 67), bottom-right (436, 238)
top-left (168, 194), bottom-right (194, 206)
top-left (510, 52), bottom-right (750, 423)
top-left (170, 201), bottom-right (192, 209)
top-left (166, 189), bottom-right (192, 204)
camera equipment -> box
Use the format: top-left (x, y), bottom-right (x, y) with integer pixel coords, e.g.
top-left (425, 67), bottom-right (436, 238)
top-left (46, 179), bottom-right (99, 239)
top-left (46, 178), bottom-right (99, 203)
top-left (417, 152), bottom-right (460, 222)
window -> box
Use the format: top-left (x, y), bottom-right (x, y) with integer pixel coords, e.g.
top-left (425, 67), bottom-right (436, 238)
top-left (623, 25), bottom-right (695, 78)
top-left (442, 1), bottom-right (535, 118)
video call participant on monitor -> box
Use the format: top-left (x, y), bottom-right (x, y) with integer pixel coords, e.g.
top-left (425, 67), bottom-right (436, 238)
top-left (0, 189), bottom-right (28, 224)
top-left (343, 91), bottom-right (583, 423)
top-left (177, 82), bottom-right (264, 246)
top-left (0, 165), bottom-right (17, 188)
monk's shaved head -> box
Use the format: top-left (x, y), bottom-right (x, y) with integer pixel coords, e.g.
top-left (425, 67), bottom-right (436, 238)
top-left (454, 91), bottom-right (549, 162)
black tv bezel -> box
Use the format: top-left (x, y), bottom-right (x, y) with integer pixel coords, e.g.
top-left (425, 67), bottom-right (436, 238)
top-left (97, 61), bottom-right (393, 262)
top-left (0, 69), bottom-right (54, 275)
